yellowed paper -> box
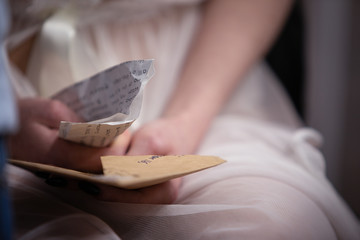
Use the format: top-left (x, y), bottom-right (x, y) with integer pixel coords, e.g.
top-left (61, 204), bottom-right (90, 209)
top-left (9, 155), bottom-right (225, 189)
top-left (58, 121), bottom-right (133, 147)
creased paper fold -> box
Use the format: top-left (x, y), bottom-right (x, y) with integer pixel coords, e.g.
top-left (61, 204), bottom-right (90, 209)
top-left (52, 59), bottom-right (154, 147)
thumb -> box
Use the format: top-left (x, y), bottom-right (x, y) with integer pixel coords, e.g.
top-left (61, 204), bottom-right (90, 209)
top-left (19, 98), bottom-right (82, 129)
top-left (39, 99), bottom-right (82, 129)
top-left (127, 132), bottom-right (168, 156)
top-left (126, 136), bottom-right (153, 156)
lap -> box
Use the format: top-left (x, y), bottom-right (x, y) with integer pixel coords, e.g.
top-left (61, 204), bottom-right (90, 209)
top-left (7, 92), bottom-right (359, 239)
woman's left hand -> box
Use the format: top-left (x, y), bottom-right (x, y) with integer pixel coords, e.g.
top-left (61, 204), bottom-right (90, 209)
top-left (84, 116), bottom-right (202, 204)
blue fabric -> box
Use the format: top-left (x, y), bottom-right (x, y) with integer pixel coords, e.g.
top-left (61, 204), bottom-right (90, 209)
top-left (0, 137), bottom-right (12, 240)
top-left (0, 0), bottom-right (18, 134)
top-left (0, 0), bottom-right (15, 239)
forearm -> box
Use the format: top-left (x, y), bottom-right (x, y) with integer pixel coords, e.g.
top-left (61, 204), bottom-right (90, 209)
top-left (163, 0), bottom-right (293, 136)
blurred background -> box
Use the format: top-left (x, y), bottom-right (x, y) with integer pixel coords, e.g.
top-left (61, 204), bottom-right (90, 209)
top-left (267, 0), bottom-right (360, 217)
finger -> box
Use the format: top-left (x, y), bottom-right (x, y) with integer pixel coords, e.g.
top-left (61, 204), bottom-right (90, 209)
top-left (49, 139), bottom-right (105, 173)
top-left (8, 120), bottom-right (58, 163)
top-left (38, 99), bottom-right (82, 128)
top-left (91, 178), bottom-right (181, 204)
top-left (48, 132), bottom-right (132, 173)
top-left (126, 138), bottom-right (151, 156)
top-left (107, 130), bottom-right (132, 155)
top-left (127, 130), bottom-right (168, 156)
top-left (19, 98), bottom-right (82, 129)
top-left (35, 173), bottom-right (84, 191)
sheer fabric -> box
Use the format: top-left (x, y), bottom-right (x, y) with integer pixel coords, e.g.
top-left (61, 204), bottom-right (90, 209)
top-left (6, 1), bottom-right (360, 239)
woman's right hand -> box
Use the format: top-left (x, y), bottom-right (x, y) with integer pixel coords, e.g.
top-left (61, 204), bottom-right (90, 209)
top-left (9, 97), bottom-right (131, 173)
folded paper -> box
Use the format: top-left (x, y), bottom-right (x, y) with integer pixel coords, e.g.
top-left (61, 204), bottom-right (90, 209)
top-left (52, 59), bottom-right (154, 147)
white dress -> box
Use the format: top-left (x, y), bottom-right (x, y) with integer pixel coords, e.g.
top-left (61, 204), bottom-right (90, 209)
top-left (6, 0), bottom-right (360, 239)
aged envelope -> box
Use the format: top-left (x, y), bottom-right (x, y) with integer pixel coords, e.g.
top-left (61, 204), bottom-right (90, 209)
top-left (9, 155), bottom-right (225, 189)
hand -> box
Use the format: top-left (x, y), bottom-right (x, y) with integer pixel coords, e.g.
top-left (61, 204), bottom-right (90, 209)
top-left (127, 116), bottom-right (202, 156)
top-left (88, 178), bottom-right (181, 204)
top-left (87, 116), bottom-right (202, 204)
top-left (9, 97), bottom-right (131, 173)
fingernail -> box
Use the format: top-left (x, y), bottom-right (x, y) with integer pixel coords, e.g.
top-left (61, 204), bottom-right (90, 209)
top-left (45, 176), bottom-right (68, 187)
top-left (78, 181), bottom-right (100, 196)
top-left (35, 171), bottom-right (51, 179)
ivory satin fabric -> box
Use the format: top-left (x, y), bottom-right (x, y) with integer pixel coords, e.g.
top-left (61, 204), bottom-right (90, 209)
top-left (6, 1), bottom-right (360, 239)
